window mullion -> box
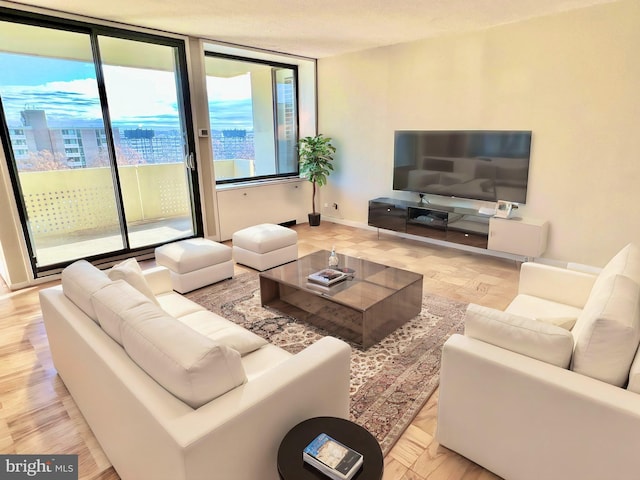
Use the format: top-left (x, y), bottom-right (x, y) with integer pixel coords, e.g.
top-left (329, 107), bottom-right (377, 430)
top-left (90, 31), bottom-right (131, 251)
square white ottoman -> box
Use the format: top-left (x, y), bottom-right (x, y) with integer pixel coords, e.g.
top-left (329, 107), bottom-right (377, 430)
top-left (232, 224), bottom-right (298, 271)
top-left (154, 238), bottom-right (233, 293)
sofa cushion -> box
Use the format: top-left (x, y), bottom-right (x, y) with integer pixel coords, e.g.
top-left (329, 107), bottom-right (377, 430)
top-left (506, 294), bottom-right (584, 322)
top-left (90, 280), bottom-right (157, 345)
top-left (61, 260), bottom-right (112, 322)
top-left (464, 303), bottom-right (574, 368)
top-left (156, 291), bottom-right (206, 318)
top-left (571, 274), bottom-right (640, 387)
top-left (108, 258), bottom-right (159, 305)
top-left (178, 310), bottom-right (268, 355)
top-left (120, 302), bottom-right (246, 408)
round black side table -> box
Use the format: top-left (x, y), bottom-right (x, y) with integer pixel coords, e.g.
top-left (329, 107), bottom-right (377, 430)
top-left (277, 416), bottom-right (384, 480)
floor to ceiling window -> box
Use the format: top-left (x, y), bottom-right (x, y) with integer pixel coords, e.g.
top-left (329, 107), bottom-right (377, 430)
top-left (204, 54), bottom-right (298, 183)
top-left (0, 10), bottom-right (201, 275)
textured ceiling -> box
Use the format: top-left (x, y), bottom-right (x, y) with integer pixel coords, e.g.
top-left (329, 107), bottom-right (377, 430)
top-left (3, 0), bottom-right (617, 58)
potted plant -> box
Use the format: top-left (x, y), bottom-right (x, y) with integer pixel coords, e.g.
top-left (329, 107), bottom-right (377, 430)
top-left (298, 134), bottom-right (336, 226)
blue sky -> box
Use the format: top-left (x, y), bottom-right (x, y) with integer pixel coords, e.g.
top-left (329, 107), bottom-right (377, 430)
top-left (0, 52), bottom-right (253, 131)
top-left (0, 55), bottom-right (96, 85)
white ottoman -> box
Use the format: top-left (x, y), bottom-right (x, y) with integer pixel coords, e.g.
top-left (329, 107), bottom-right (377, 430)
top-left (232, 224), bottom-right (298, 271)
top-left (154, 238), bottom-right (233, 293)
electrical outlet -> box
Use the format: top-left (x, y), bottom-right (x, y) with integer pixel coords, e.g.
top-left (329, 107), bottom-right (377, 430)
top-left (324, 203), bottom-right (329, 208)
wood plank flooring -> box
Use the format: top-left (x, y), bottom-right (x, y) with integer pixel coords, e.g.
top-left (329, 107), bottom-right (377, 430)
top-left (0, 222), bottom-right (519, 479)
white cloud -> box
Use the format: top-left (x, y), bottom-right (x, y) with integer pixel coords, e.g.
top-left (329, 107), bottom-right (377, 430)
top-left (102, 66), bottom-right (180, 121)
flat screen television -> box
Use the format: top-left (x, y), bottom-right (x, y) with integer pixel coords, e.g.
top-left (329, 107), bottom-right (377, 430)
top-left (393, 130), bottom-right (532, 204)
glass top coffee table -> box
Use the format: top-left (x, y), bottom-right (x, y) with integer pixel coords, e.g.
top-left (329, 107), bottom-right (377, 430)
top-left (259, 250), bottom-right (423, 348)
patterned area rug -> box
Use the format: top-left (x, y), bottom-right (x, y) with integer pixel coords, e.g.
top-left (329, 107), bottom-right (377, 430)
top-left (186, 272), bottom-right (466, 454)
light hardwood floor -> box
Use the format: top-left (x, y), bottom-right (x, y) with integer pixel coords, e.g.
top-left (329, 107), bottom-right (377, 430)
top-left (0, 222), bottom-right (519, 479)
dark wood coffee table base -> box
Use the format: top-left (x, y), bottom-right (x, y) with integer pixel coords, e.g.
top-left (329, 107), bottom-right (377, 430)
top-left (259, 250), bottom-right (423, 349)
top-left (277, 416), bottom-right (383, 480)
top-left (261, 279), bottom-right (422, 348)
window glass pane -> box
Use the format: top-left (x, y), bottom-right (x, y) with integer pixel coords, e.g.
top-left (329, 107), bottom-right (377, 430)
top-left (0, 17), bottom-right (200, 273)
top-left (0, 21), bottom-right (125, 266)
top-left (275, 68), bottom-right (298, 175)
top-left (205, 55), bottom-right (298, 182)
top-left (98, 35), bottom-right (195, 249)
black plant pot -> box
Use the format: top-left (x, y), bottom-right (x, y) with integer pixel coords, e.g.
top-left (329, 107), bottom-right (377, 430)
top-left (308, 212), bottom-right (321, 226)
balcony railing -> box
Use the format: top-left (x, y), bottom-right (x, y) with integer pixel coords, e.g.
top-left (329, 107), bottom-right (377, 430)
top-left (18, 163), bottom-right (193, 266)
top-left (19, 163), bottom-right (191, 238)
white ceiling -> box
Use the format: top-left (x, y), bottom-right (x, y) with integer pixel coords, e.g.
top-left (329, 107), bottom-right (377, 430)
top-left (4, 0), bottom-right (617, 58)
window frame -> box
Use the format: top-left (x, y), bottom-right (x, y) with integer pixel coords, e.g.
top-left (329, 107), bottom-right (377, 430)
top-left (204, 51), bottom-right (301, 186)
top-left (0, 6), bottom-right (203, 276)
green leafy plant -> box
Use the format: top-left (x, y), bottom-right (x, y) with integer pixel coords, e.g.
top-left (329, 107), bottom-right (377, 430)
top-left (298, 134), bottom-right (336, 216)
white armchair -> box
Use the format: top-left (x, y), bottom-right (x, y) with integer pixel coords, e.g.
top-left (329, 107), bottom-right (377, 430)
top-left (437, 244), bottom-right (640, 480)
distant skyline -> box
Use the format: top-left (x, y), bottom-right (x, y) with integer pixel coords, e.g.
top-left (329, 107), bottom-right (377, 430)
top-left (0, 52), bottom-right (253, 131)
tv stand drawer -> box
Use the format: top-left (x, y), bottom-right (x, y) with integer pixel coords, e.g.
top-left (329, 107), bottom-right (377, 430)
top-left (368, 200), bottom-right (406, 232)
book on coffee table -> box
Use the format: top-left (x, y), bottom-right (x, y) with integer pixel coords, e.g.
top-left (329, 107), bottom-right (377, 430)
top-left (307, 268), bottom-right (348, 286)
top-left (303, 432), bottom-right (363, 480)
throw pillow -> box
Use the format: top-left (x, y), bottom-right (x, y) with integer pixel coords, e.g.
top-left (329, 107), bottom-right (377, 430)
top-left (571, 274), bottom-right (640, 387)
top-left (591, 243), bottom-right (640, 292)
top-left (120, 302), bottom-right (247, 408)
top-left (534, 316), bottom-right (577, 331)
top-left (90, 280), bottom-right (156, 345)
top-left (464, 303), bottom-right (574, 368)
top-left (108, 258), bottom-right (159, 305)
top-left (61, 259), bottom-right (112, 323)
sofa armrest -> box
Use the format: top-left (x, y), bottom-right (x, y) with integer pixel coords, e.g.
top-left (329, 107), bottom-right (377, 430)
top-left (518, 262), bottom-right (597, 308)
top-left (142, 266), bottom-right (173, 295)
top-left (437, 334), bottom-right (640, 480)
top-left (169, 336), bottom-right (352, 480)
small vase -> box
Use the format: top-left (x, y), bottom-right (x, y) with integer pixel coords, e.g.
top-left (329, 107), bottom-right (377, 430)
top-left (328, 247), bottom-right (339, 268)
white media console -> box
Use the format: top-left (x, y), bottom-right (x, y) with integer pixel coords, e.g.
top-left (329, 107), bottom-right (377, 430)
top-left (368, 197), bottom-right (548, 258)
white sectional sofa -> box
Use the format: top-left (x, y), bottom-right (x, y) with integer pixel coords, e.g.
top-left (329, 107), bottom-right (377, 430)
top-left (39, 259), bottom-right (351, 480)
top-left (437, 243), bottom-right (640, 480)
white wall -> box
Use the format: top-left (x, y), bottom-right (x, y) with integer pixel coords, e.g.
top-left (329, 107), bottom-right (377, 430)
top-left (0, 148), bottom-right (32, 288)
top-left (317, 0), bottom-right (640, 267)
top-left (216, 180), bottom-right (310, 240)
